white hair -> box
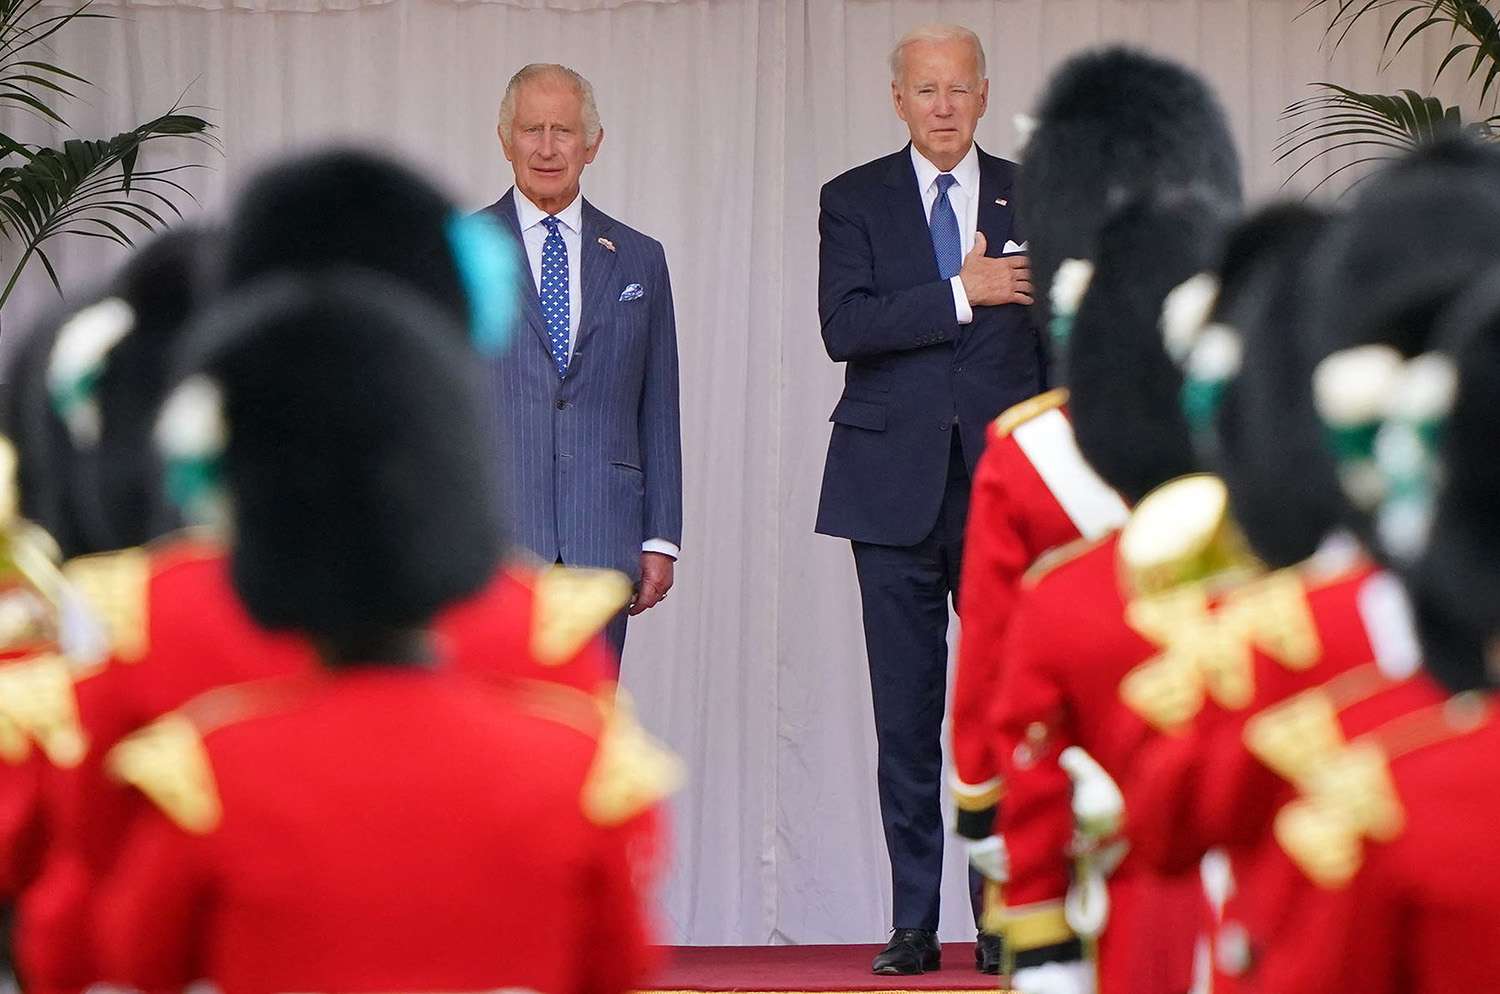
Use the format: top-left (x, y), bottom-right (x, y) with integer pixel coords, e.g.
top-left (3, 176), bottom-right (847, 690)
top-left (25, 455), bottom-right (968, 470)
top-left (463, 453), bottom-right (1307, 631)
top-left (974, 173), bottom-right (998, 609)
top-left (889, 24), bottom-right (987, 83)
top-left (497, 63), bottom-right (602, 148)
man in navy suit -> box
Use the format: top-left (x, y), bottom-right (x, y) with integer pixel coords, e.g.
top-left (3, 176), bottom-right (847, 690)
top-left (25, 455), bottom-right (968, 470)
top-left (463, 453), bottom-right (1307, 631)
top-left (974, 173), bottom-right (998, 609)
top-left (483, 63), bottom-right (683, 658)
top-left (815, 24), bottom-right (1042, 976)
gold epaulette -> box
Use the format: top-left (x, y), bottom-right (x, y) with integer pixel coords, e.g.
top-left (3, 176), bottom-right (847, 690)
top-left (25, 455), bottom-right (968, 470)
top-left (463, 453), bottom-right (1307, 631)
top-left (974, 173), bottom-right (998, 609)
top-left (1259, 693), bottom-right (1489, 890)
top-left (0, 653), bottom-right (86, 767)
top-left (1021, 534), bottom-right (1112, 589)
top-left (993, 388), bottom-right (1069, 438)
top-left (62, 547), bottom-right (151, 663)
top-left (531, 565), bottom-right (633, 666)
top-left (581, 691), bottom-right (684, 827)
top-left (1117, 474), bottom-right (1259, 599)
top-left (106, 712), bottom-right (221, 834)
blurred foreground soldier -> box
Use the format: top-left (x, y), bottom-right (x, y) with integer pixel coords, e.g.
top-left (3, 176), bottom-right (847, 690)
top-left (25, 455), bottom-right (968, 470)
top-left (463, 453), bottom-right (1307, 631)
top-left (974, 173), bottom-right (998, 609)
top-left (98, 276), bottom-right (671, 994)
top-left (0, 227), bottom-right (231, 994)
top-left (988, 191), bottom-right (1231, 994)
top-left (1138, 138), bottom-right (1500, 994)
top-left (950, 43), bottom-right (1241, 856)
top-left (221, 147), bottom-right (629, 691)
top-left (1260, 265), bottom-right (1500, 994)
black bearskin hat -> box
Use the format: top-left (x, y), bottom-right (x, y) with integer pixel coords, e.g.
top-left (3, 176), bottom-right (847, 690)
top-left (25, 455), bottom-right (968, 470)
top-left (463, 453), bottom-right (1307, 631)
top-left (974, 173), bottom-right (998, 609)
top-left (160, 272), bottom-right (505, 642)
top-left (1017, 46), bottom-right (1242, 330)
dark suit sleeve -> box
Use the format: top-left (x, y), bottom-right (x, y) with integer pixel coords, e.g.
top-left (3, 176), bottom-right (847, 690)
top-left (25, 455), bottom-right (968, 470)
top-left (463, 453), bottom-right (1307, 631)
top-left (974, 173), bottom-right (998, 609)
top-left (640, 242), bottom-right (683, 549)
top-left (817, 183), bottom-right (960, 362)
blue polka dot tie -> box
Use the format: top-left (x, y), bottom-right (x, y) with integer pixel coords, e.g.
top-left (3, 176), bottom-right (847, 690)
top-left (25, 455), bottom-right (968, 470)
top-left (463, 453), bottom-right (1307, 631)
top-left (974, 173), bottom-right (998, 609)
top-left (930, 173), bottom-right (962, 280)
top-left (540, 215), bottom-right (571, 377)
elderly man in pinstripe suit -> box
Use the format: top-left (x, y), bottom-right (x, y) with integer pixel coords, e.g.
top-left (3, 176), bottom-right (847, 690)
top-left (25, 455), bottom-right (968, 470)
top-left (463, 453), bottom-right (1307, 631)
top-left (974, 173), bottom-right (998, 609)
top-left (482, 63), bottom-right (683, 658)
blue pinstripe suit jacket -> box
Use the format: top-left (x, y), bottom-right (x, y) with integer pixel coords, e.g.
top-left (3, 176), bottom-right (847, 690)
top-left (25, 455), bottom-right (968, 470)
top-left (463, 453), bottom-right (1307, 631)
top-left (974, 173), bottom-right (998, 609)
top-left (481, 189), bottom-right (683, 581)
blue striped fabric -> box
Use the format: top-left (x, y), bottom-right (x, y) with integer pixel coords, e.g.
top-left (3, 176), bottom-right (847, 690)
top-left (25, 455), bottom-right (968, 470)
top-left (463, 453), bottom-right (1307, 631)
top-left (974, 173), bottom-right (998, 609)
top-left (479, 190), bottom-right (683, 581)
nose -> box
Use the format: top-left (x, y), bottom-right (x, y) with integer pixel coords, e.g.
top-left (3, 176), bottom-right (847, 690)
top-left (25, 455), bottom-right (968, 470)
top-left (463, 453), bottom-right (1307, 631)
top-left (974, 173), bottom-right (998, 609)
top-left (934, 92), bottom-right (954, 116)
top-left (538, 129), bottom-right (558, 157)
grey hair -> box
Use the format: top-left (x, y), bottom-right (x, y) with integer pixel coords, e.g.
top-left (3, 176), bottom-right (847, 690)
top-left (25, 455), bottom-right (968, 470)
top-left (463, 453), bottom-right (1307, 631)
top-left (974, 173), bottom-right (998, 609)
top-left (889, 24), bottom-right (987, 83)
top-left (497, 63), bottom-right (603, 148)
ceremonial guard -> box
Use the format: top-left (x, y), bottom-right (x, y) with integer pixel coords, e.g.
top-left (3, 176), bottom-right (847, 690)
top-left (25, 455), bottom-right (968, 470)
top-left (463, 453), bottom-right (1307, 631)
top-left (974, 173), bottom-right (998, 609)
top-left (1252, 254), bottom-right (1500, 994)
top-left (98, 276), bottom-right (673, 994)
top-left (1129, 139), bottom-right (1500, 994)
top-left (950, 45), bottom-right (1240, 843)
top-left (988, 192), bottom-right (1231, 994)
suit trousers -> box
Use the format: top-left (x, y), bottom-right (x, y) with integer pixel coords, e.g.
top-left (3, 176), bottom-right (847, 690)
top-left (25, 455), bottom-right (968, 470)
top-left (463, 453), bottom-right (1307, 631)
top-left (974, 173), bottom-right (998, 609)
top-left (851, 433), bottom-right (983, 932)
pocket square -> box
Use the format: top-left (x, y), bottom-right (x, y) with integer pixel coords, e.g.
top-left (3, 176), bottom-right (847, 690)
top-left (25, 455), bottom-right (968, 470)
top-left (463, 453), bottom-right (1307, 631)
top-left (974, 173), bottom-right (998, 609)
top-left (619, 283), bottom-right (645, 302)
top-left (1002, 239), bottom-right (1029, 254)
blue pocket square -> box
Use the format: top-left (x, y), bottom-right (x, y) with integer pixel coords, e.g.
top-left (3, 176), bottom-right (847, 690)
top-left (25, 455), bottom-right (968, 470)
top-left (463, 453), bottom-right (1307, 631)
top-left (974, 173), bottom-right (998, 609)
top-left (619, 283), bottom-right (645, 302)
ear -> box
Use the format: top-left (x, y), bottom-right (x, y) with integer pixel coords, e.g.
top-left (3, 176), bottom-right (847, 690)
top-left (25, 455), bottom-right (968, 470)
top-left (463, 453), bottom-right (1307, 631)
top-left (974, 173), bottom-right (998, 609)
top-left (583, 127), bottom-right (604, 166)
top-left (977, 78), bottom-right (990, 119)
top-left (891, 80), bottom-right (908, 124)
top-left (497, 124), bottom-right (515, 164)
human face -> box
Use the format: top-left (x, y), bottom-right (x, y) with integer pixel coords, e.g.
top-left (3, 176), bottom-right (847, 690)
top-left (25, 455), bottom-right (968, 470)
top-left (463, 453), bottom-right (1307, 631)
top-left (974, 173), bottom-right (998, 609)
top-left (891, 39), bottom-right (988, 172)
top-left (499, 77), bottom-right (602, 215)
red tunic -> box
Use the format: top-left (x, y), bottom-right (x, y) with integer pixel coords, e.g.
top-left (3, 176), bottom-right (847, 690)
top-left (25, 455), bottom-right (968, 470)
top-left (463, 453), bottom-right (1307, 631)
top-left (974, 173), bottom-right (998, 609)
top-left (951, 389), bottom-right (1126, 832)
top-left (1122, 560), bottom-right (1442, 994)
top-left (1254, 693), bottom-right (1500, 994)
top-left (989, 533), bottom-right (1201, 994)
top-left (17, 537), bottom-right (626, 994)
top-left (96, 669), bottom-right (662, 994)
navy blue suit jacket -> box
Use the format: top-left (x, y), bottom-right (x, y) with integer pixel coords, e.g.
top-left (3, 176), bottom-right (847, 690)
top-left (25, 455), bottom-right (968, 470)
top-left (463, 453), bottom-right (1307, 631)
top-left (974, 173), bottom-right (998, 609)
top-left (482, 190), bottom-right (683, 581)
top-left (814, 145), bottom-right (1044, 546)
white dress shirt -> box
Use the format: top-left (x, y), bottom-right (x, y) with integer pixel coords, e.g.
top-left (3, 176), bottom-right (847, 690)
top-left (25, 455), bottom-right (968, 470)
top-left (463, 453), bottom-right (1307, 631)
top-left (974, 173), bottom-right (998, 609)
top-left (911, 143), bottom-right (980, 325)
top-left (513, 186), bottom-right (585, 360)
top-left (511, 186), bottom-right (680, 562)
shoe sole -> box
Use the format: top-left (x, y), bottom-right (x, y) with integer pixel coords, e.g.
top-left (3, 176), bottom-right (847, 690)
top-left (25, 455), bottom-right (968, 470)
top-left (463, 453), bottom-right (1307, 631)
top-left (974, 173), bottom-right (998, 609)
top-left (871, 958), bottom-right (941, 976)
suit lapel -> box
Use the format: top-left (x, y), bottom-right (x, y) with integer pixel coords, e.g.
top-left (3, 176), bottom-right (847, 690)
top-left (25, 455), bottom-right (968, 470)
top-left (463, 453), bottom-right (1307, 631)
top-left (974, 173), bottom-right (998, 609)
top-left (576, 200), bottom-right (619, 355)
top-left (975, 148), bottom-right (1016, 256)
top-left (489, 189), bottom-right (551, 355)
top-left (884, 146), bottom-right (941, 283)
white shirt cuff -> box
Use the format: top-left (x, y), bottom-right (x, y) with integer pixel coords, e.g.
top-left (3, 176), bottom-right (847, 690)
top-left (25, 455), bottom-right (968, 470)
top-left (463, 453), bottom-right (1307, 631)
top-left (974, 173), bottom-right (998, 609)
top-left (643, 539), bottom-right (680, 559)
top-left (950, 276), bottom-right (973, 325)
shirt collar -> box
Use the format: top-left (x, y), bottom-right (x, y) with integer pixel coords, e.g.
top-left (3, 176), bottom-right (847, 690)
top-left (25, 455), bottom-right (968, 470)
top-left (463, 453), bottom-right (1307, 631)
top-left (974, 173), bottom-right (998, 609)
top-left (910, 142), bottom-right (980, 197)
top-left (512, 186), bottom-right (584, 234)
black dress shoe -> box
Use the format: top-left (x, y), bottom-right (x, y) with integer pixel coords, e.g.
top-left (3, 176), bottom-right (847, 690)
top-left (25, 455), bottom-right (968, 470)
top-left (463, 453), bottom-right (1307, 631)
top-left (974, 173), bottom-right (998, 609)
top-left (975, 932), bottom-right (1003, 974)
top-left (871, 927), bottom-right (941, 975)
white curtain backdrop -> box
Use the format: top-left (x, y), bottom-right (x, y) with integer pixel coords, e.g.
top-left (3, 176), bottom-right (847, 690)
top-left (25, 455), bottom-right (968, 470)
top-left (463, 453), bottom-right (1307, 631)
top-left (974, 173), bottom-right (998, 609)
top-left (2, 0), bottom-right (1485, 945)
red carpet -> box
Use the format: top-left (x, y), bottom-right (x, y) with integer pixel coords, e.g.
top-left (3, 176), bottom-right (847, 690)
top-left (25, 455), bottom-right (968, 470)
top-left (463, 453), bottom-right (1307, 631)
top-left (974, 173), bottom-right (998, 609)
top-left (642, 945), bottom-right (1014, 993)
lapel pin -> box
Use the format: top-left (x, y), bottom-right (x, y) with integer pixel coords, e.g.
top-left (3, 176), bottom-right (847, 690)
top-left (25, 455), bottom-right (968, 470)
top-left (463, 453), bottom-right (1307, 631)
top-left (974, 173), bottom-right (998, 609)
top-left (597, 236), bottom-right (616, 253)
top-left (996, 198), bottom-right (1008, 206)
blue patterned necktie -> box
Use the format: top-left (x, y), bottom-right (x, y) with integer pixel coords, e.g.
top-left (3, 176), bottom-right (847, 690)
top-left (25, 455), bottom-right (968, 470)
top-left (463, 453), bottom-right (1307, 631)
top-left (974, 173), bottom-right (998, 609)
top-left (539, 215), bottom-right (571, 377)
top-left (930, 173), bottom-right (962, 280)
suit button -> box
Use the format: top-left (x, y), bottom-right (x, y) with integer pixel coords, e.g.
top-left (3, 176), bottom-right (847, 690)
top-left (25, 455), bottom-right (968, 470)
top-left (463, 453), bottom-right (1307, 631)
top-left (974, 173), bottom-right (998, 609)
top-left (555, 399), bottom-right (569, 411)
top-left (939, 421), bottom-right (951, 431)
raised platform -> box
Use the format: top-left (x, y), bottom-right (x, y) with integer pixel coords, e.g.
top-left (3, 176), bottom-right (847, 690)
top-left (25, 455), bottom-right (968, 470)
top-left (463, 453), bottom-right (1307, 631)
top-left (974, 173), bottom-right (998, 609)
top-left (642, 944), bottom-right (1013, 994)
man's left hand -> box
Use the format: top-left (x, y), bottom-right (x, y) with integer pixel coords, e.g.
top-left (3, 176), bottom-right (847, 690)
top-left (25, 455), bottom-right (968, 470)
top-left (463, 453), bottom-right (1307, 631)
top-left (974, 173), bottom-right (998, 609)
top-left (630, 552), bottom-right (675, 616)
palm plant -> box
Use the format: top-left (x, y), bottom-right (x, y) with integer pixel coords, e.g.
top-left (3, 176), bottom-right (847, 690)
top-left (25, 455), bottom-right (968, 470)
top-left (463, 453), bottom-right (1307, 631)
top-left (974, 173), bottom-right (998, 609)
top-left (1279, 0), bottom-right (1499, 192)
top-left (0, 0), bottom-right (215, 312)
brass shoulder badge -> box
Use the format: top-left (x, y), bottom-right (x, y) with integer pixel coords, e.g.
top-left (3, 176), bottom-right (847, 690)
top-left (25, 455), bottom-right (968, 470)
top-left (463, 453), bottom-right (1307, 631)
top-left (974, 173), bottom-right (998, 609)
top-left (1273, 741), bottom-right (1403, 889)
top-left (531, 566), bottom-right (632, 665)
top-left (106, 713), bottom-right (222, 834)
top-left (580, 693), bottom-right (684, 827)
top-left (0, 653), bottom-right (87, 767)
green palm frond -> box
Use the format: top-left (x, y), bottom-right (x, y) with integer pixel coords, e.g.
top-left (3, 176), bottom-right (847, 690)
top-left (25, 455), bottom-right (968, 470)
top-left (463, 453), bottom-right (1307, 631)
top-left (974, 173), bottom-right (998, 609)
top-left (0, 109), bottom-right (217, 308)
top-left (0, 0), bottom-right (106, 130)
top-left (1300, 1), bottom-right (1500, 106)
top-left (0, 0), bottom-right (218, 317)
top-left (1277, 84), bottom-right (1488, 194)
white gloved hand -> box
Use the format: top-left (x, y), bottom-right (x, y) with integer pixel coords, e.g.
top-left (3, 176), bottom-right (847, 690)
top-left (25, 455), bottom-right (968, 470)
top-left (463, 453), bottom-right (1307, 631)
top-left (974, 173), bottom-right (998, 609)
top-left (1058, 746), bottom-right (1124, 839)
top-left (1012, 960), bottom-right (1095, 994)
top-left (967, 835), bottom-right (1010, 882)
